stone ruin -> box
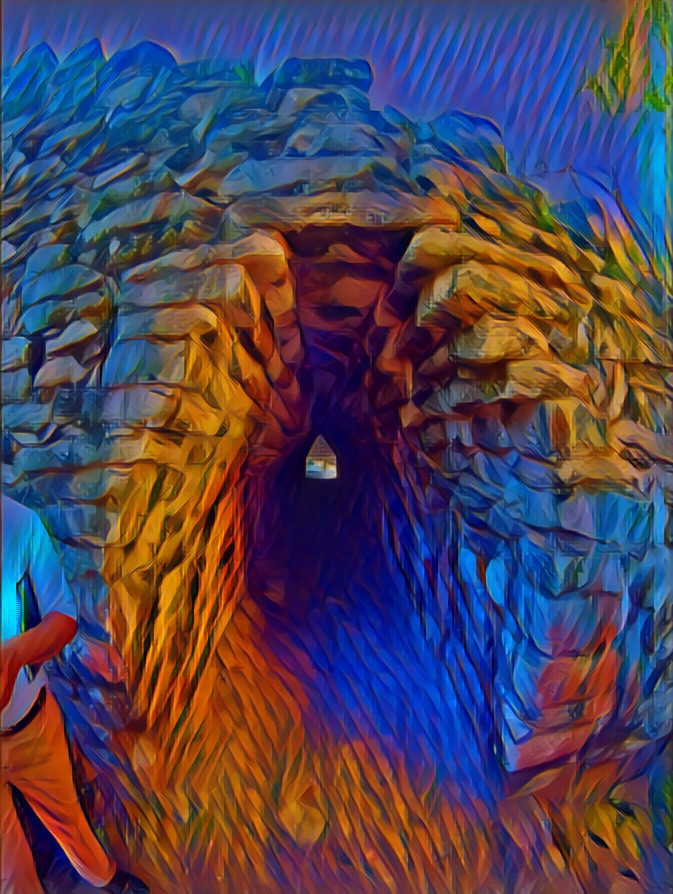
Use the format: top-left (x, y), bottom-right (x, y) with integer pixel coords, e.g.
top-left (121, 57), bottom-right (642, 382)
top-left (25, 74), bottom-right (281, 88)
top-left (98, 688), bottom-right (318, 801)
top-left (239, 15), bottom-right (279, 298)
top-left (2, 43), bottom-right (672, 892)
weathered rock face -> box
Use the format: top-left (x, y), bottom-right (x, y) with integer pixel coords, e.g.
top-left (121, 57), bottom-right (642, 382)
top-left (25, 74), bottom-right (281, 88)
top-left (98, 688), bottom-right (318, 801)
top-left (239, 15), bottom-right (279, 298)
top-left (2, 45), bottom-right (671, 893)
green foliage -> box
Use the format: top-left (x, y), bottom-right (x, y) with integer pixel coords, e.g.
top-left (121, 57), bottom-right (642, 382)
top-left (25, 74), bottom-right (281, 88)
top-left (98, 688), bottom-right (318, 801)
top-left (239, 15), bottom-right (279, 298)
top-left (234, 61), bottom-right (255, 85)
top-left (650, 0), bottom-right (671, 48)
top-left (663, 773), bottom-right (673, 848)
top-left (586, 0), bottom-right (672, 112)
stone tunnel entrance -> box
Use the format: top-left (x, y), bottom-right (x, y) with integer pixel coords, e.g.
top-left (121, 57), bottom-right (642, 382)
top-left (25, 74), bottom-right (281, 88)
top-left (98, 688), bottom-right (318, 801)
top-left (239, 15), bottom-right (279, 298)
top-left (70, 210), bottom-right (506, 893)
top-left (240, 222), bottom-right (498, 832)
top-left (2, 40), bottom-right (669, 894)
top-left (5, 191), bottom-right (667, 892)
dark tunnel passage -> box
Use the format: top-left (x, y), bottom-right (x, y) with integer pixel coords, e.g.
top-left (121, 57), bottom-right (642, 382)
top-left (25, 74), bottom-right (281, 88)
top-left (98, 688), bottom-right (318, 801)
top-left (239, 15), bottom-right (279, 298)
top-left (244, 423), bottom-right (499, 813)
top-left (242, 225), bottom-right (500, 811)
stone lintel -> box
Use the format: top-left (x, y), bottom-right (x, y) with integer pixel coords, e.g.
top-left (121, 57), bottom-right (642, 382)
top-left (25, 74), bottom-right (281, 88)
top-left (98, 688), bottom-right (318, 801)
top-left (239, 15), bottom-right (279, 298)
top-left (226, 191), bottom-right (460, 231)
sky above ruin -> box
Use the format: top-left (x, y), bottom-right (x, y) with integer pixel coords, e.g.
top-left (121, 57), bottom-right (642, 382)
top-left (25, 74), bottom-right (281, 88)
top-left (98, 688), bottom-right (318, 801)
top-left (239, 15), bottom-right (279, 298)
top-left (2, 1), bottom-right (665, 250)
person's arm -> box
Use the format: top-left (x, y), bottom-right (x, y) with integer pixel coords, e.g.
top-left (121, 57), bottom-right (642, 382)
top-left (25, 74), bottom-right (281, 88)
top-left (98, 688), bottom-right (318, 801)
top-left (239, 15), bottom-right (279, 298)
top-left (1, 612), bottom-right (77, 709)
top-left (1, 509), bottom-right (79, 711)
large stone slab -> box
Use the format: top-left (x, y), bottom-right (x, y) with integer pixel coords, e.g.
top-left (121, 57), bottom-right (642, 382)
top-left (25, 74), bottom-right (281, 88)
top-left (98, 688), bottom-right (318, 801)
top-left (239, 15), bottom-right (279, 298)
top-left (1, 336), bottom-right (32, 371)
top-left (20, 264), bottom-right (104, 307)
top-left (1, 368), bottom-right (31, 400)
top-left (102, 339), bottom-right (186, 386)
top-left (227, 191), bottom-right (460, 231)
top-left (115, 305), bottom-right (218, 341)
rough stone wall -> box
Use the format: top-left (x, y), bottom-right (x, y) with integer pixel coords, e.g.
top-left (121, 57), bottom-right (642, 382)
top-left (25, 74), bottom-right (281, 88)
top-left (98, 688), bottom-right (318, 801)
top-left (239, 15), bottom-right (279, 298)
top-left (394, 209), bottom-right (673, 756)
top-left (384, 205), bottom-right (673, 889)
top-left (2, 44), bottom-right (672, 892)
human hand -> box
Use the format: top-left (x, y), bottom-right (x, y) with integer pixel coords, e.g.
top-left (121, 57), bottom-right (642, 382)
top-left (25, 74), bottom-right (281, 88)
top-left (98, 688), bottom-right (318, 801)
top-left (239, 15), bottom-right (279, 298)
top-left (1, 640), bottom-right (24, 711)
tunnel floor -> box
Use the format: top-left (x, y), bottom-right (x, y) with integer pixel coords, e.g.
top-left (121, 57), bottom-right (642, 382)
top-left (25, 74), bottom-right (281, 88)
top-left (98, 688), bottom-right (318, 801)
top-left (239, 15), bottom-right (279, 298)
top-left (244, 445), bottom-right (493, 807)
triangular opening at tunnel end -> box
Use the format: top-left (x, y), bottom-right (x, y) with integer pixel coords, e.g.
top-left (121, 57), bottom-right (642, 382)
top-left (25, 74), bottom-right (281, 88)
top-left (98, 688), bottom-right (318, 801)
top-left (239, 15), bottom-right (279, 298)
top-left (305, 435), bottom-right (338, 479)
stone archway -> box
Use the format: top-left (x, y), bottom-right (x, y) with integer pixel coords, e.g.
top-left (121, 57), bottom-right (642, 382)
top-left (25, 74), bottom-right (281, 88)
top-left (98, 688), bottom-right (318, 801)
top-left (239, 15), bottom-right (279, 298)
top-left (93, 215), bottom-right (505, 891)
